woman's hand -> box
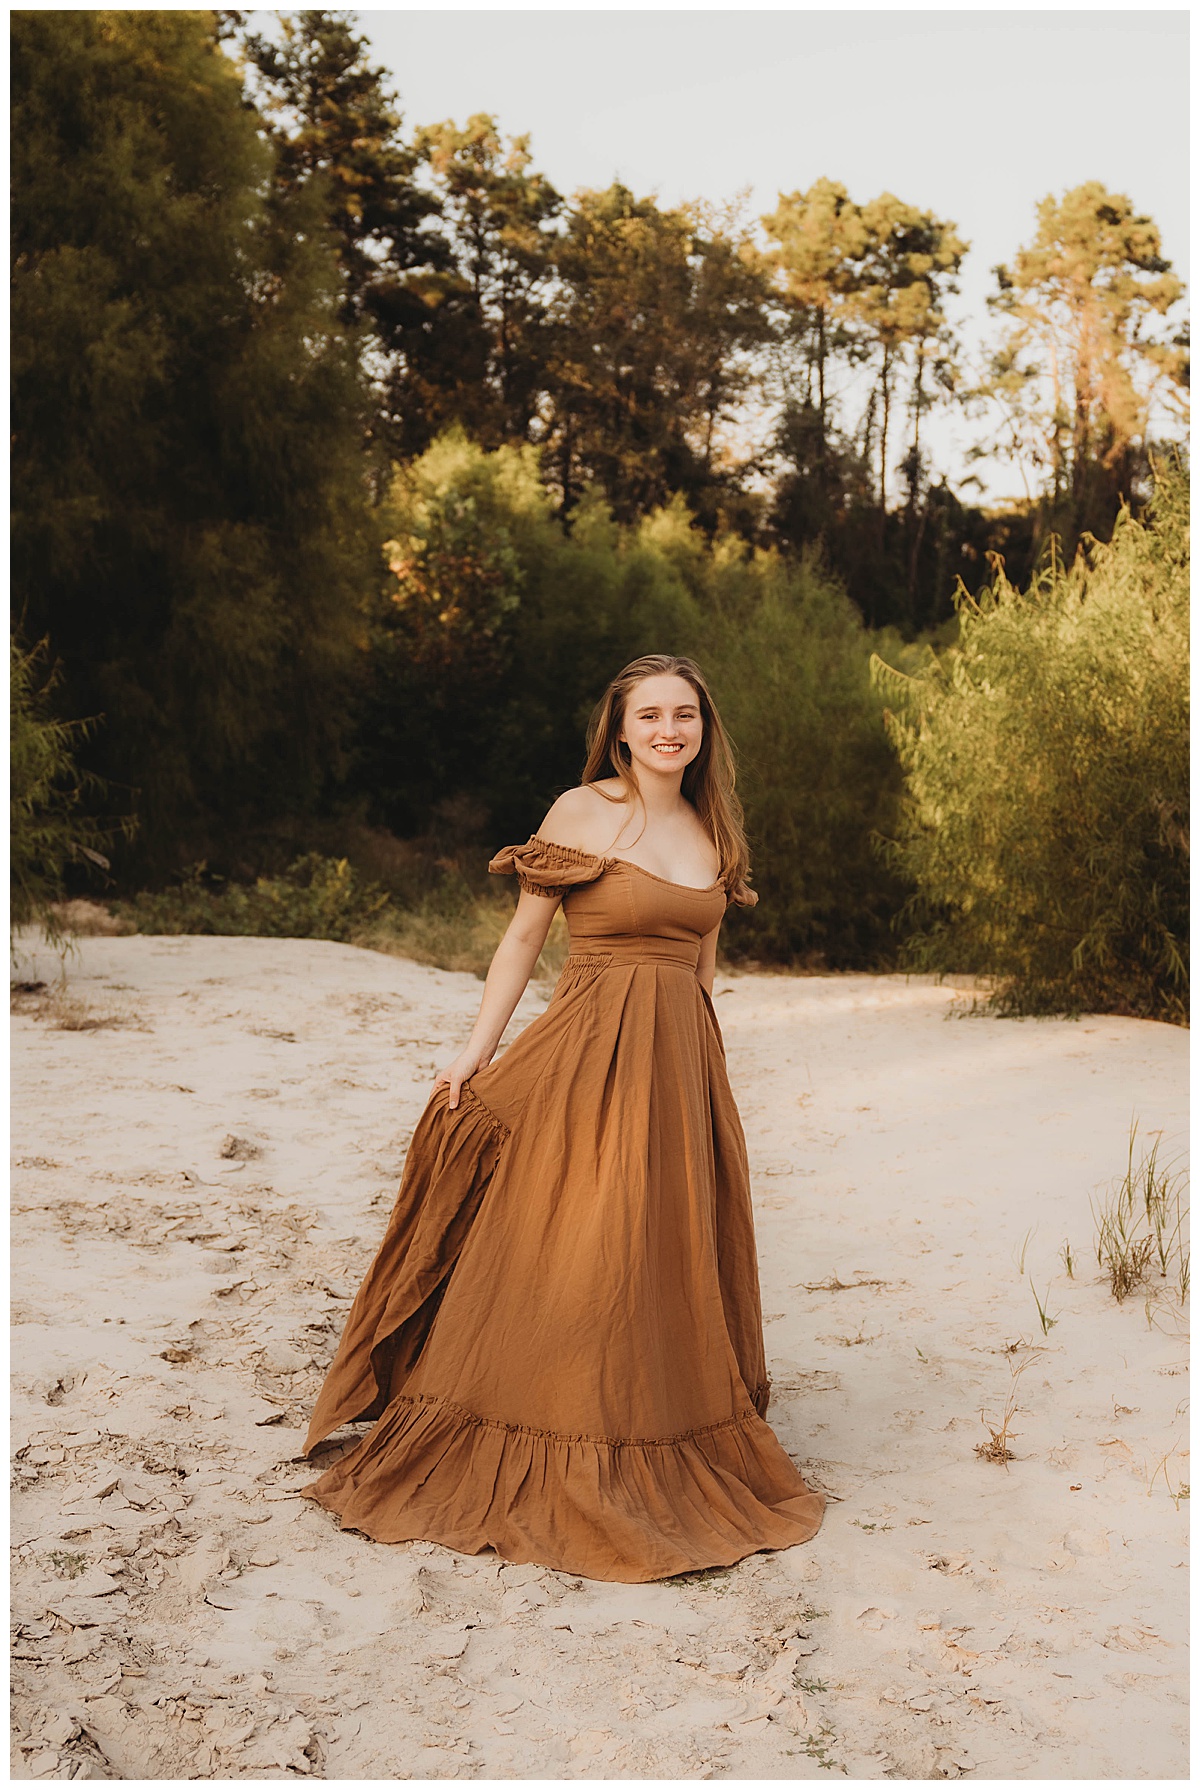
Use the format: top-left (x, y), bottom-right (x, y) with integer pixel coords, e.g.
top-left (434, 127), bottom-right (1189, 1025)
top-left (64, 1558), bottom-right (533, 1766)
top-left (434, 1047), bottom-right (492, 1111)
top-left (429, 885), bottom-right (559, 1114)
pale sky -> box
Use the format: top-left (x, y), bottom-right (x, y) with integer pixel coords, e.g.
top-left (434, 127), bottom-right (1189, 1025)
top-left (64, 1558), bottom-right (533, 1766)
top-left (351, 10), bottom-right (1191, 499)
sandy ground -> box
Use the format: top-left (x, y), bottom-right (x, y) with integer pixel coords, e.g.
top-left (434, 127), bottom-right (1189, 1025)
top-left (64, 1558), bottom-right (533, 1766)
top-left (9, 932), bottom-right (1189, 1782)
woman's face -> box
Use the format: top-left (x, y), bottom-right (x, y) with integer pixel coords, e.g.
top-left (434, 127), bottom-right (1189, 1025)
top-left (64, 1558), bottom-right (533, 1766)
top-left (618, 674), bottom-right (703, 781)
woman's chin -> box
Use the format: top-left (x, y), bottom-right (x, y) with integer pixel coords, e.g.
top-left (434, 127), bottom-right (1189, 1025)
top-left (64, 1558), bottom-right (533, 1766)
top-left (636, 752), bottom-right (693, 776)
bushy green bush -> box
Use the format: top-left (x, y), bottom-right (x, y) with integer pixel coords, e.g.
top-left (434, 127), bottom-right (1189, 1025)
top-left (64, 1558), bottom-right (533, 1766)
top-left (116, 854), bottom-right (391, 943)
top-left (113, 846), bottom-right (568, 983)
top-left (871, 459), bottom-right (1188, 1021)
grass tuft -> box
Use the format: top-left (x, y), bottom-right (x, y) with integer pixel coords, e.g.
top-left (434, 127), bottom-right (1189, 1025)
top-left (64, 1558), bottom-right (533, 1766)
top-left (1092, 1119), bottom-right (1190, 1307)
top-left (975, 1355), bottom-right (1032, 1466)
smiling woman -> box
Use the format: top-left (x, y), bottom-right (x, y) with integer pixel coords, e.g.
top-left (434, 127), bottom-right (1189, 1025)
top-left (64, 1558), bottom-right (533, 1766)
top-left (299, 653), bottom-right (826, 1581)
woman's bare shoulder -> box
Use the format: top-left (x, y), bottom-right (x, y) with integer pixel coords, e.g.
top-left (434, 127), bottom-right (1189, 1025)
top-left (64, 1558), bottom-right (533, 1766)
top-left (537, 782), bottom-right (627, 854)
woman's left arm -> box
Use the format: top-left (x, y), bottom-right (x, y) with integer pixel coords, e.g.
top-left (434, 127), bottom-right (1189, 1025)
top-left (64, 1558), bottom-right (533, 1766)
top-left (696, 922), bottom-right (720, 996)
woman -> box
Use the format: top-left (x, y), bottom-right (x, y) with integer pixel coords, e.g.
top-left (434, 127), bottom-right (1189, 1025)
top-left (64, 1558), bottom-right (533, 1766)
top-left (300, 654), bottom-right (825, 1582)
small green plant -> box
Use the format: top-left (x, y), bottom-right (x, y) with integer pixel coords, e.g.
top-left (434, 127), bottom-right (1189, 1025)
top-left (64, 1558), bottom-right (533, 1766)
top-left (47, 1550), bottom-right (87, 1578)
top-left (669, 1563), bottom-right (738, 1593)
top-left (802, 1723), bottom-right (845, 1773)
top-left (1029, 1276), bottom-right (1058, 1335)
top-left (1092, 1119), bottom-right (1190, 1306)
top-left (1060, 1239), bottom-right (1075, 1279)
top-left (796, 1678), bottom-right (829, 1695)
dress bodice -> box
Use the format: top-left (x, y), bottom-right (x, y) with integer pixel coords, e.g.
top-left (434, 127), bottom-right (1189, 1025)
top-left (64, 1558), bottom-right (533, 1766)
top-left (489, 835), bottom-right (755, 970)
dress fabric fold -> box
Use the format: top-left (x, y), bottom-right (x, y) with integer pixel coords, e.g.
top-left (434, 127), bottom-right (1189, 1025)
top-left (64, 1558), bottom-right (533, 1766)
top-left (300, 833), bottom-right (825, 1582)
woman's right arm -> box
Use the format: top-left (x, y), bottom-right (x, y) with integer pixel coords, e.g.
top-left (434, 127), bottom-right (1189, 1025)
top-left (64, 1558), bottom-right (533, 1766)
top-left (433, 888), bottom-right (560, 1109)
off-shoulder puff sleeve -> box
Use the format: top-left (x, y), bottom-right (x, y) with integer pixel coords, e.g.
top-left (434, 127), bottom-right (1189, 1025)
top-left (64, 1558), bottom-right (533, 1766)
top-left (488, 834), bottom-right (609, 901)
top-left (725, 878), bottom-right (759, 909)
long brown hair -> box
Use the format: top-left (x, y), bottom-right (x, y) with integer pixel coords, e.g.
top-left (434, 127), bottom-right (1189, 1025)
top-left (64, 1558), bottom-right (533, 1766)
top-left (580, 654), bottom-right (752, 899)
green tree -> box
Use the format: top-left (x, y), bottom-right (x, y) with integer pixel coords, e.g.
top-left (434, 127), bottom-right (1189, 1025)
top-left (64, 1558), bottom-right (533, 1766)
top-left (238, 10), bottom-right (440, 327)
top-left (11, 10), bottom-right (376, 875)
top-left (764, 182), bottom-right (971, 633)
top-left (847, 193), bottom-right (967, 525)
top-left (978, 182), bottom-right (1187, 539)
top-left (390, 114), bottom-right (562, 455)
top-left (357, 429), bottom-right (915, 968)
top-left (546, 185), bottom-right (773, 530)
top-left (762, 177), bottom-right (868, 443)
top-left (357, 428), bottom-right (701, 838)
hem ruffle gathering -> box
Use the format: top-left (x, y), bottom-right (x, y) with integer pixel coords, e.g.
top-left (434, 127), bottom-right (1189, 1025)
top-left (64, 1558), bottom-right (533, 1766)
top-left (300, 1385), bottom-right (823, 1584)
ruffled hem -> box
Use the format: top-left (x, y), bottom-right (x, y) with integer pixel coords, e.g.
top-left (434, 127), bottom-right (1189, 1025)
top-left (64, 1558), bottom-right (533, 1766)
top-left (301, 1084), bottom-right (510, 1455)
top-left (300, 1389), bottom-right (825, 1583)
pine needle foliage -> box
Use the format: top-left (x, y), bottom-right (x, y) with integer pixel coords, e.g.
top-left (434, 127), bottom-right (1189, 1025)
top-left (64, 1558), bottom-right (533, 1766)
top-left (871, 458), bottom-right (1188, 1021)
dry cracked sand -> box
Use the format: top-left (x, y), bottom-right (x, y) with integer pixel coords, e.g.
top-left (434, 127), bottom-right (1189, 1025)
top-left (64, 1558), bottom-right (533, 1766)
top-left (9, 932), bottom-right (1189, 1781)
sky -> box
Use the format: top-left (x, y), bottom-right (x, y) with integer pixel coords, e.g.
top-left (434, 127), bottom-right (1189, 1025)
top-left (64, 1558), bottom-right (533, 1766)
top-left (345, 9), bottom-right (1190, 501)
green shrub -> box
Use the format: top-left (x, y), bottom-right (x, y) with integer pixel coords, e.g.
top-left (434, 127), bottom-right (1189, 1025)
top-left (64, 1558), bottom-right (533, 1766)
top-left (116, 854), bottom-right (391, 943)
top-left (683, 537), bottom-right (922, 967)
top-left (115, 847), bottom-right (568, 983)
top-left (871, 459), bottom-right (1188, 1021)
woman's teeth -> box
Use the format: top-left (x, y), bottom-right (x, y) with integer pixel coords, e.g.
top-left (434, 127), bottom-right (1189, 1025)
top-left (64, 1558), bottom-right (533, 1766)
top-left (653, 743), bottom-right (684, 753)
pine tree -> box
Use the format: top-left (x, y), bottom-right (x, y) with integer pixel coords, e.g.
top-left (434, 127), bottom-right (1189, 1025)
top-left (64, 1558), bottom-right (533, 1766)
top-left (979, 182), bottom-right (1186, 540)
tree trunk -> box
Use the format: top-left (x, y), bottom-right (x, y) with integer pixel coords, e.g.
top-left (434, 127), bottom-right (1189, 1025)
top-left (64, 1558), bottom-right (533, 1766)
top-left (817, 309), bottom-right (827, 453)
top-left (878, 342), bottom-right (891, 543)
top-left (909, 341), bottom-right (925, 522)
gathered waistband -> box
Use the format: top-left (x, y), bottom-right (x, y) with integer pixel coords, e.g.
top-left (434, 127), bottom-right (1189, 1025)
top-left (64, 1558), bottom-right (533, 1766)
top-left (562, 945), bottom-right (698, 971)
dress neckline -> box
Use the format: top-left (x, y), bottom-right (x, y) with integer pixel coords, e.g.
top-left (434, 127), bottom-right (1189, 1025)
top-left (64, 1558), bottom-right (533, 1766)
top-left (530, 833), bottom-right (723, 895)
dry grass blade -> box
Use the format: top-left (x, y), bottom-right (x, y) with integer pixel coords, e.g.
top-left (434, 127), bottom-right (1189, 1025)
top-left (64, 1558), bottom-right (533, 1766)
top-left (795, 1273), bottom-right (892, 1293)
top-left (1141, 1443), bottom-right (1191, 1507)
top-left (975, 1355), bottom-right (1032, 1467)
top-left (1014, 1225), bottom-right (1036, 1276)
top-left (10, 982), bottom-right (134, 1032)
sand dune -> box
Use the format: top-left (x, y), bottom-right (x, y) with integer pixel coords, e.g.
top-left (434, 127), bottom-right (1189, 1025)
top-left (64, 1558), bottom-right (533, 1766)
top-left (10, 933), bottom-right (1189, 1780)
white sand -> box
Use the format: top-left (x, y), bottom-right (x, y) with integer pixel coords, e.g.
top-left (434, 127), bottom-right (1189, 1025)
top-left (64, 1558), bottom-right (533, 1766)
top-left (10, 932), bottom-right (1189, 1781)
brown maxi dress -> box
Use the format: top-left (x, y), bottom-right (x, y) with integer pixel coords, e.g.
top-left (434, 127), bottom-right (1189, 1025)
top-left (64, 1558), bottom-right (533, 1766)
top-left (299, 835), bottom-right (825, 1582)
